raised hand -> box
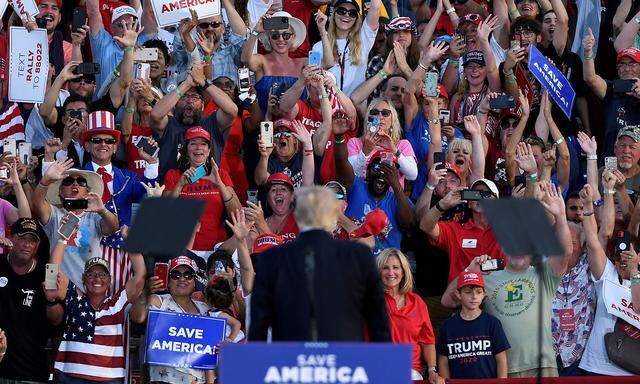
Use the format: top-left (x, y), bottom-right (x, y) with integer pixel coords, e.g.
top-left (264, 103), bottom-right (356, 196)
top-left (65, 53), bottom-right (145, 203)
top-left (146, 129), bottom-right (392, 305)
top-left (542, 144), bottom-right (557, 169)
top-left (382, 51), bottom-right (397, 75)
top-left (504, 46), bottom-right (526, 72)
top-left (393, 42), bottom-right (410, 72)
top-left (576, 131), bottom-right (597, 156)
top-left (514, 142), bottom-right (538, 175)
top-left (476, 14), bottom-right (500, 43)
top-left (113, 20), bottom-right (143, 48)
top-left (601, 170), bottom-right (617, 191)
top-left (59, 61), bottom-right (82, 82)
top-left (314, 11), bottom-right (328, 31)
top-left (225, 209), bottom-right (254, 241)
top-left (70, 25), bottom-right (90, 46)
top-left (427, 164), bottom-right (447, 187)
top-left (448, 35), bottom-right (465, 59)
top-left (423, 40), bottom-right (450, 63)
top-left (141, 181), bottom-right (165, 197)
top-left (257, 135), bottom-right (274, 157)
top-left (85, 192), bottom-right (106, 213)
top-left (291, 120), bottom-right (313, 150)
top-left (196, 30), bottom-right (216, 55)
top-left (439, 187), bottom-right (464, 210)
top-left (178, 8), bottom-right (199, 37)
top-left (332, 111), bottom-right (352, 135)
top-left (582, 27), bottom-right (595, 54)
top-left (44, 158), bottom-right (74, 181)
top-left (579, 183), bottom-right (593, 205)
top-left (540, 182), bottom-right (565, 217)
top-left (463, 115), bottom-right (482, 136)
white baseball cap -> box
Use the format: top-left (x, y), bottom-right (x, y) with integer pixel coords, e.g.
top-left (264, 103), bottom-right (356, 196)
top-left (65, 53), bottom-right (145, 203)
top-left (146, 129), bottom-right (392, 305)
top-left (111, 6), bottom-right (137, 23)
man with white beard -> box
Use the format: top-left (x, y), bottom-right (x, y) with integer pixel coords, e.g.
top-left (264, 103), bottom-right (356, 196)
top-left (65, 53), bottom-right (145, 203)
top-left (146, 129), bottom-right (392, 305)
top-left (598, 126), bottom-right (640, 204)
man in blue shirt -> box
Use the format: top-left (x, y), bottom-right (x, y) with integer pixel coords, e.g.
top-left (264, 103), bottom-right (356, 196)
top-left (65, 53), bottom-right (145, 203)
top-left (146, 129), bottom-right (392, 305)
top-left (334, 138), bottom-right (415, 253)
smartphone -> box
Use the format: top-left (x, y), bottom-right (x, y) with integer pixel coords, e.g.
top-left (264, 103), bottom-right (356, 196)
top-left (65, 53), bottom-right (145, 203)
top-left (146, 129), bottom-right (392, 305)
top-left (424, 72), bottom-right (439, 97)
top-left (514, 174), bottom-right (526, 186)
top-left (461, 190), bottom-right (483, 201)
top-left (605, 156), bottom-right (618, 171)
top-left (455, 28), bottom-right (466, 39)
top-left (247, 190), bottom-right (259, 205)
top-left (45, 263), bottom-right (59, 290)
top-left (511, 39), bottom-right (520, 50)
top-left (263, 16), bottom-right (289, 31)
top-left (72, 7), bottom-right (87, 33)
top-left (57, 213), bottom-right (80, 240)
top-left (439, 110), bottom-right (450, 124)
top-left (490, 94), bottom-right (516, 110)
top-left (74, 63), bottom-right (101, 75)
top-left (134, 48), bottom-right (159, 62)
top-left (18, 142), bottom-right (31, 165)
top-left (380, 151), bottom-right (393, 165)
top-left (35, 17), bottom-right (47, 29)
top-left (134, 136), bottom-right (158, 158)
top-left (154, 262), bottom-right (169, 290)
top-left (238, 67), bottom-right (251, 93)
top-left (615, 230), bottom-right (631, 260)
top-left (0, 168), bottom-right (8, 179)
top-left (613, 79), bottom-right (635, 94)
top-left (62, 198), bottom-right (88, 210)
top-left (367, 115), bottom-right (380, 133)
top-left (480, 258), bottom-right (505, 272)
top-left (3, 139), bottom-right (16, 157)
top-left (270, 81), bottom-right (281, 96)
top-left (68, 110), bottom-right (82, 121)
top-left (135, 63), bottom-right (150, 80)
top-left (260, 121), bottom-right (274, 147)
top-left (308, 51), bottom-right (322, 66)
top-left (433, 151), bottom-right (445, 170)
top-left (188, 164), bottom-right (207, 183)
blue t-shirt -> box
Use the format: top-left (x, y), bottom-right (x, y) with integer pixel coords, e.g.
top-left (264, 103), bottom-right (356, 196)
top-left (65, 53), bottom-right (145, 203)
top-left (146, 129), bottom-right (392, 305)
top-left (344, 177), bottom-right (408, 253)
top-left (437, 311), bottom-right (510, 379)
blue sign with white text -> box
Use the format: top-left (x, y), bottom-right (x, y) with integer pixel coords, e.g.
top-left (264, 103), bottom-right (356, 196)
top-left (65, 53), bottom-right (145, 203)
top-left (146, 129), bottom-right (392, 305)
top-left (219, 343), bottom-right (412, 383)
top-left (144, 310), bottom-right (226, 369)
top-left (528, 45), bottom-right (576, 119)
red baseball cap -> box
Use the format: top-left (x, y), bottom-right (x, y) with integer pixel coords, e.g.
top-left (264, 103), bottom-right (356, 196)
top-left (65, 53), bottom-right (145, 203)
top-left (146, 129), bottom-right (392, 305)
top-left (350, 208), bottom-right (389, 238)
top-left (367, 149), bottom-right (398, 169)
top-left (185, 126), bottom-right (211, 142)
top-left (444, 162), bottom-right (463, 180)
top-left (267, 172), bottom-right (294, 190)
top-left (457, 271), bottom-right (485, 289)
top-left (274, 119), bottom-right (294, 131)
top-left (438, 84), bottom-right (449, 100)
top-left (617, 48), bottom-right (640, 63)
top-left (252, 233), bottom-right (284, 254)
top-left (169, 256), bottom-right (198, 272)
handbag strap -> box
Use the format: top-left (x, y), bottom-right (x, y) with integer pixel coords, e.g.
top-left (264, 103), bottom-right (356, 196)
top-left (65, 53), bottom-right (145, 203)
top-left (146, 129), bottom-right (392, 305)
top-left (616, 317), bottom-right (640, 340)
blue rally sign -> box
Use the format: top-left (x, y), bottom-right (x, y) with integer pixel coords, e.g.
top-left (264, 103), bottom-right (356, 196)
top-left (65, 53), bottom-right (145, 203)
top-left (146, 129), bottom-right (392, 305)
top-left (144, 310), bottom-right (226, 369)
top-left (219, 342), bottom-right (412, 383)
top-left (528, 45), bottom-right (576, 119)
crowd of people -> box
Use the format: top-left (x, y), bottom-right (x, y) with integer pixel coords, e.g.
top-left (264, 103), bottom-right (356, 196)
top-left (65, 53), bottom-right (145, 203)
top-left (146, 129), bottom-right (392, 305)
top-left (0, 0), bottom-right (639, 382)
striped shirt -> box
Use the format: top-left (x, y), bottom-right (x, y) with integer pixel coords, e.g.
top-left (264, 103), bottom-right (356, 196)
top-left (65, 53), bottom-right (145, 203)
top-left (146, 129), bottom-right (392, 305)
top-left (54, 282), bottom-right (130, 381)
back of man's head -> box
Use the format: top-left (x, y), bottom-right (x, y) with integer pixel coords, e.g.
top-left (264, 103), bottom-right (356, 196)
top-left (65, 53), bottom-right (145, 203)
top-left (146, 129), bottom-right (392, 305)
top-left (294, 186), bottom-right (339, 232)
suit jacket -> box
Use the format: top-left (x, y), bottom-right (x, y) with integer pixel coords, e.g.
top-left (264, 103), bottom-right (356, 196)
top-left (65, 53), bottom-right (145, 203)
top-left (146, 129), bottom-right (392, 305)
top-left (249, 229), bottom-right (391, 342)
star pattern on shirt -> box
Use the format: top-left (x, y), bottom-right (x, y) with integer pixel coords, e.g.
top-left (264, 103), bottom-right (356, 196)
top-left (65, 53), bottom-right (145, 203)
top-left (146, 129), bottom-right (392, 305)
top-left (63, 295), bottom-right (97, 343)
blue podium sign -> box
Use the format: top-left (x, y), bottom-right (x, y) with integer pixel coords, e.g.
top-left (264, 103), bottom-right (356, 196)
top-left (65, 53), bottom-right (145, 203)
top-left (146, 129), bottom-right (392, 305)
top-left (219, 342), bottom-right (412, 383)
top-left (528, 45), bottom-right (576, 119)
top-left (144, 310), bottom-right (226, 369)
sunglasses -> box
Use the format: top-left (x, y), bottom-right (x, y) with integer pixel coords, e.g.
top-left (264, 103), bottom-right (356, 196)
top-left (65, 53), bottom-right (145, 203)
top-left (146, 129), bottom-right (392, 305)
top-left (274, 132), bottom-right (293, 139)
top-left (61, 176), bottom-right (88, 187)
top-left (463, 14), bottom-right (480, 21)
top-left (169, 270), bottom-right (195, 280)
top-left (369, 108), bottom-right (392, 117)
top-left (89, 137), bottom-right (117, 145)
top-left (69, 77), bottom-right (95, 84)
top-left (199, 21), bottom-right (223, 29)
top-left (270, 31), bottom-right (293, 41)
top-left (335, 7), bottom-right (358, 18)
top-left (86, 271), bottom-right (109, 279)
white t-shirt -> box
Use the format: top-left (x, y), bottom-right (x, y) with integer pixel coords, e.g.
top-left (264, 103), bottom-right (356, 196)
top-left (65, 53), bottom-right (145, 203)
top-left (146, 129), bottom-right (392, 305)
top-left (578, 259), bottom-right (633, 376)
top-left (311, 22), bottom-right (377, 96)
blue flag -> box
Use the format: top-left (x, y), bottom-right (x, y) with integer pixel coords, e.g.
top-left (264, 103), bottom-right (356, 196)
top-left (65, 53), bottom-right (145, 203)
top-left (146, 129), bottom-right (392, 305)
top-left (528, 45), bottom-right (576, 119)
top-left (144, 310), bottom-right (226, 369)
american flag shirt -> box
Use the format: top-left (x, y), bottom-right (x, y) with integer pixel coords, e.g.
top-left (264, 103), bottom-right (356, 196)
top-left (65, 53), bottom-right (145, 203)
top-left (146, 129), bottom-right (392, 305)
top-left (54, 282), bottom-right (130, 381)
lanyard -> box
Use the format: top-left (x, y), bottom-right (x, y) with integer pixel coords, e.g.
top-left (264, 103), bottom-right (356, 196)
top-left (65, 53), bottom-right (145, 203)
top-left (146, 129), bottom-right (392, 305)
top-left (337, 40), bottom-right (350, 91)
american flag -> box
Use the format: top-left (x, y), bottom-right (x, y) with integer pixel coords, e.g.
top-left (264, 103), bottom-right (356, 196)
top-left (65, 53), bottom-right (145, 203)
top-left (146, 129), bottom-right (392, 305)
top-left (0, 102), bottom-right (25, 141)
top-left (54, 283), bottom-right (129, 381)
top-left (100, 198), bottom-right (132, 295)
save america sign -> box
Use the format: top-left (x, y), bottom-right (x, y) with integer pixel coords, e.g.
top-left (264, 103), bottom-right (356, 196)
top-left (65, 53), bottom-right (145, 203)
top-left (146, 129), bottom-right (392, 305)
top-left (151, 0), bottom-right (220, 27)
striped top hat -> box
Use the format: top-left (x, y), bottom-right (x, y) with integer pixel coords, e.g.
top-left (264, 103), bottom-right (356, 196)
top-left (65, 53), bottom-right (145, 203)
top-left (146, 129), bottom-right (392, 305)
top-left (82, 111), bottom-right (121, 144)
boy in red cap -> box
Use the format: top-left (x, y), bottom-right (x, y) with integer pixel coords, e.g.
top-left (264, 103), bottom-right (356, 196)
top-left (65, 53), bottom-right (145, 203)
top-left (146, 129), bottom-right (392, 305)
top-left (436, 269), bottom-right (510, 379)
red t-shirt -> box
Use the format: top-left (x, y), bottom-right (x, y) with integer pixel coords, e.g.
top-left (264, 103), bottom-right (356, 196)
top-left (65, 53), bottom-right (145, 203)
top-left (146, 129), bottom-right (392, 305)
top-left (125, 124), bottom-right (153, 177)
top-left (432, 219), bottom-right (506, 282)
top-left (164, 168), bottom-right (234, 250)
top-left (296, 100), bottom-right (355, 184)
top-left (385, 291), bottom-right (436, 371)
top-left (283, 0), bottom-right (315, 58)
top-left (275, 212), bottom-right (299, 242)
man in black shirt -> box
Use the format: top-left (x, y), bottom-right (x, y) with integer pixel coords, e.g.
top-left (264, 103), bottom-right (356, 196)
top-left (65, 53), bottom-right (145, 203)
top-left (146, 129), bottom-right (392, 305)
top-left (0, 218), bottom-right (51, 383)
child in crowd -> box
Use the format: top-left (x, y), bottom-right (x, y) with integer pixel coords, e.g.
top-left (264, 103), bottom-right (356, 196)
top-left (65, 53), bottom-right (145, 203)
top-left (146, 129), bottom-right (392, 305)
top-left (437, 271), bottom-right (510, 379)
top-left (204, 277), bottom-right (244, 342)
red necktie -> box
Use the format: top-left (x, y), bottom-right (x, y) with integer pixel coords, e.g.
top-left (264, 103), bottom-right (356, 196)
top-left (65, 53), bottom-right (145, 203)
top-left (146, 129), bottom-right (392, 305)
top-left (96, 167), bottom-right (113, 204)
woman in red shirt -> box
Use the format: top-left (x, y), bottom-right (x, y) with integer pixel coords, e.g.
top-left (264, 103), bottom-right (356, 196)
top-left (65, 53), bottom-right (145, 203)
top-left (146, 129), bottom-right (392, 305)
top-left (377, 248), bottom-right (442, 383)
top-left (163, 127), bottom-right (241, 257)
top-left (246, 173), bottom-right (299, 244)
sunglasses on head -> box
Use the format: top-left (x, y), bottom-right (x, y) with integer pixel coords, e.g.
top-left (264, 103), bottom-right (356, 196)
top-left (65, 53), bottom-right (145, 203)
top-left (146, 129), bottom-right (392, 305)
top-left (270, 31), bottom-right (293, 41)
top-left (369, 108), bottom-right (392, 117)
top-left (169, 270), bottom-right (195, 280)
top-left (199, 21), bottom-right (223, 29)
top-left (274, 132), bottom-right (293, 139)
top-left (335, 7), bottom-right (358, 18)
top-left (61, 176), bottom-right (88, 187)
top-left (89, 137), bottom-right (117, 145)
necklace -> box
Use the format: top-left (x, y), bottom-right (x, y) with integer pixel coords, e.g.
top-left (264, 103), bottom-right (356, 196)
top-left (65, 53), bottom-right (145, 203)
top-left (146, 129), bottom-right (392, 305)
top-left (8, 254), bottom-right (35, 275)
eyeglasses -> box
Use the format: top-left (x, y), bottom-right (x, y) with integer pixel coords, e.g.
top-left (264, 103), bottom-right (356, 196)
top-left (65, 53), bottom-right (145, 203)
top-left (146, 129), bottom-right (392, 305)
top-left (66, 108), bottom-right (87, 115)
top-left (274, 132), bottom-right (293, 139)
top-left (86, 271), bottom-right (109, 279)
top-left (61, 176), bottom-right (88, 187)
top-left (89, 137), bottom-right (117, 145)
top-left (169, 270), bottom-right (195, 280)
top-left (369, 108), bottom-right (392, 117)
top-left (214, 80), bottom-right (235, 89)
top-left (617, 62), bottom-right (640, 69)
top-left (199, 21), bottom-right (223, 29)
top-left (335, 7), bottom-right (358, 18)
top-left (371, 163), bottom-right (382, 171)
top-left (270, 31), bottom-right (293, 41)
top-left (514, 28), bottom-right (536, 37)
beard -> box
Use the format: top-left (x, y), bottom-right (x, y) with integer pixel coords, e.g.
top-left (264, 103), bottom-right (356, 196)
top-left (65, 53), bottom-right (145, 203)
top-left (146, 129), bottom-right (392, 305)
top-left (177, 106), bottom-right (202, 125)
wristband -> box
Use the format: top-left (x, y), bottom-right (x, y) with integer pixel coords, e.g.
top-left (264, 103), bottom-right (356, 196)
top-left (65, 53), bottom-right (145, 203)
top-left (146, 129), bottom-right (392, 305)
top-left (123, 46), bottom-right (134, 53)
top-left (418, 62), bottom-right (428, 71)
top-left (99, 209), bottom-right (109, 217)
top-left (429, 117), bottom-right (440, 124)
top-left (57, 239), bottom-right (68, 245)
top-left (555, 137), bottom-right (565, 145)
top-left (446, 7), bottom-right (456, 14)
top-left (334, 135), bottom-right (346, 144)
top-left (425, 183), bottom-right (435, 191)
top-left (176, 88), bottom-right (185, 98)
top-left (319, 94), bottom-right (328, 100)
top-left (449, 60), bottom-right (459, 67)
top-left (509, 9), bottom-right (519, 19)
top-left (435, 201), bottom-right (446, 212)
top-left (604, 190), bottom-right (615, 195)
top-left (113, 69), bottom-right (121, 78)
top-left (250, 29), bottom-right (259, 36)
top-left (223, 196), bottom-right (233, 203)
top-left (583, 211), bottom-right (594, 216)
top-left (631, 274), bottom-right (640, 285)
top-left (526, 172), bottom-right (538, 181)
top-left (587, 154), bottom-right (597, 160)
top-left (125, 107), bottom-right (135, 114)
top-left (503, 68), bottom-right (515, 77)
top-left (593, 198), bottom-right (603, 207)
top-left (377, 69), bottom-right (388, 80)
top-left (584, 56), bottom-right (593, 61)
top-left (428, 367), bottom-right (438, 373)
top-left (506, 77), bottom-right (517, 84)
top-left (394, 149), bottom-right (401, 157)
top-left (204, 55), bottom-right (213, 62)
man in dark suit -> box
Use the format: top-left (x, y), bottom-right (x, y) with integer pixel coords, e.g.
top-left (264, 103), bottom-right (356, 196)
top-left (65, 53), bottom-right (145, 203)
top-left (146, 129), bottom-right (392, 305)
top-left (249, 186), bottom-right (391, 342)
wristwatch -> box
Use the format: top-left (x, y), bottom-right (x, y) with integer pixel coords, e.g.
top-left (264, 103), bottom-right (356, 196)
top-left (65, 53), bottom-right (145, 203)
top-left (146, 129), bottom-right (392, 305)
top-left (634, 16), bottom-right (640, 24)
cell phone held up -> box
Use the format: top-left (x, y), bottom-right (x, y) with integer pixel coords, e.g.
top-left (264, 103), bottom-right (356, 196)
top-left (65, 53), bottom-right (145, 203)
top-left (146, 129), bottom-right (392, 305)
top-left (74, 63), bottom-right (101, 75)
top-left (433, 151), bottom-right (445, 170)
top-left (605, 156), bottom-right (618, 171)
top-left (480, 258), bottom-right (505, 272)
top-left (154, 263), bottom-right (169, 290)
top-left (613, 79), bottom-right (635, 94)
top-left (367, 115), bottom-right (380, 133)
top-left (247, 190), bottom-right (259, 205)
top-left (614, 230), bottom-right (631, 260)
top-left (134, 136), bottom-right (158, 158)
top-left (263, 16), bottom-right (289, 31)
top-left (424, 72), bottom-right (439, 97)
top-left (72, 7), bottom-right (87, 33)
top-left (261, 121), bottom-right (274, 147)
top-left (57, 212), bottom-right (80, 240)
top-left (188, 164), bottom-right (208, 184)
top-left (133, 48), bottom-right (159, 62)
top-left (308, 51), bottom-right (322, 67)
top-left (461, 190), bottom-right (493, 201)
top-left (238, 67), bottom-right (251, 93)
top-left (489, 94), bottom-right (516, 110)
top-left (62, 198), bottom-right (88, 210)
top-left (45, 263), bottom-right (59, 290)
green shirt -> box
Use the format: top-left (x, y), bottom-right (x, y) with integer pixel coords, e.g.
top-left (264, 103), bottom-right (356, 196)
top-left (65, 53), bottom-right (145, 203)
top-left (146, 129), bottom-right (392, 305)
top-left (483, 260), bottom-right (561, 373)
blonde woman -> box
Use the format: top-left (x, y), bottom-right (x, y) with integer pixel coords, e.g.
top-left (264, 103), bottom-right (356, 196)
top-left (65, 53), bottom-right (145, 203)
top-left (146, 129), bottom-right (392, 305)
top-left (377, 248), bottom-right (441, 382)
top-left (444, 115), bottom-right (487, 185)
top-left (347, 98), bottom-right (417, 186)
top-left (310, 0), bottom-right (381, 96)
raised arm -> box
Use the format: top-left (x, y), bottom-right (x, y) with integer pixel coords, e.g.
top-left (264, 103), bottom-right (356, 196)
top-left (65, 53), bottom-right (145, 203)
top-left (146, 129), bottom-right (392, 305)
top-left (292, 121), bottom-right (315, 187)
top-left (225, 209), bottom-right (256, 294)
top-left (380, 162), bottom-right (415, 229)
top-left (582, 28), bottom-right (607, 99)
top-left (109, 23), bottom-right (140, 109)
top-left (351, 53), bottom-right (396, 106)
top-left (477, 15), bottom-right (502, 92)
top-left (334, 125), bottom-right (355, 190)
top-left (125, 253), bottom-right (146, 301)
top-left (32, 159), bottom-right (74, 225)
top-left (580, 184), bottom-right (607, 279)
top-left (417, 0), bottom-right (444, 50)
top-left (222, 0), bottom-right (247, 35)
top-left (150, 77), bottom-right (195, 136)
top-left (366, 0), bottom-right (381, 31)
top-left (141, 0), bottom-right (158, 37)
top-left (86, 0), bottom-right (104, 37)
top-left (419, 187), bottom-right (463, 241)
top-left (7, 160), bottom-right (30, 218)
top-left (492, 0), bottom-right (511, 48)
top-left (312, 84), bottom-right (334, 156)
top-left (40, 62), bottom-right (81, 126)
top-left (543, 95), bottom-right (569, 191)
top-left (539, 182), bottom-right (570, 276)
top-left (464, 115), bottom-right (487, 183)
top-left (241, 16), bottom-right (266, 72)
top-left (504, 92), bottom-right (529, 185)
top-left (314, 12), bottom-right (335, 68)
top-left (599, 172), bottom-right (617, 247)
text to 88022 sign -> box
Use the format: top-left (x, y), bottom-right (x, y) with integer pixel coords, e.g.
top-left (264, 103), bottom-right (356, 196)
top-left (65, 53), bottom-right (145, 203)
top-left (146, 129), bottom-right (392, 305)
top-left (144, 310), bottom-right (227, 369)
top-left (151, 0), bottom-right (220, 27)
top-left (9, 27), bottom-right (48, 103)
